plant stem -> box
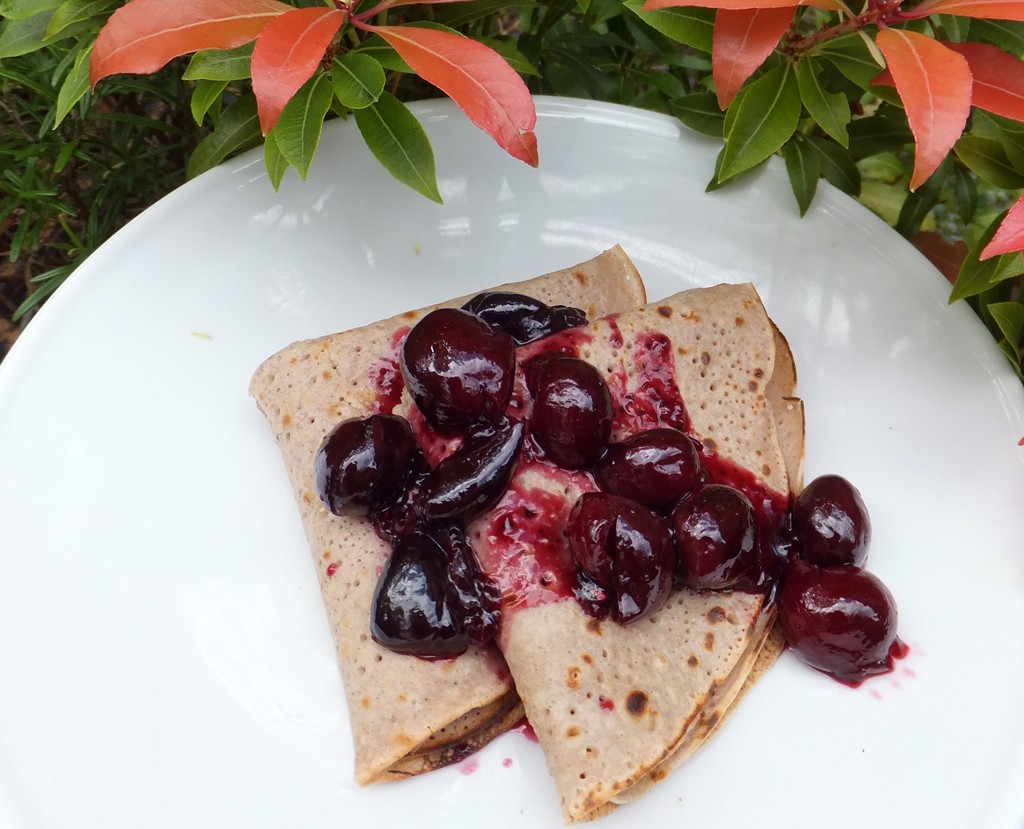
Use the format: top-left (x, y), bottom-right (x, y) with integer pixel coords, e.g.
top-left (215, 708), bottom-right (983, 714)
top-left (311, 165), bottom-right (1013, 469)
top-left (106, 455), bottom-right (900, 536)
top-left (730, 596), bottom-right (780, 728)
top-left (780, 0), bottom-right (910, 57)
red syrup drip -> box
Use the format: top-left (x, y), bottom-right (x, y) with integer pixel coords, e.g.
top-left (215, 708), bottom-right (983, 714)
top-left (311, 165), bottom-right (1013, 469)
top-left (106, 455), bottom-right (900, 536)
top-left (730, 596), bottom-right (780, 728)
top-left (1019, 435), bottom-right (1024, 447)
top-left (830, 638), bottom-right (910, 689)
top-left (613, 331), bottom-right (690, 435)
top-left (325, 561), bottom-right (339, 579)
top-left (502, 758), bottom-right (513, 768)
top-left (368, 326), bottom-right (410, 414)
top-left (513, 718), bottom-right (539, 742)
top-left (606, 314), bottom-right (624, 349)
top-left (598, 695), bottom-right (615, 711)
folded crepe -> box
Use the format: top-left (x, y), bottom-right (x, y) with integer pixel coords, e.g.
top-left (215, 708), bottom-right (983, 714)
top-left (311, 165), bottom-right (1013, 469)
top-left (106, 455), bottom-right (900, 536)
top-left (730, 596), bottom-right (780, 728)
top-left (467, 281), bottom-right (804, 822)
top-left (249, 247), bottom-right (647, 784)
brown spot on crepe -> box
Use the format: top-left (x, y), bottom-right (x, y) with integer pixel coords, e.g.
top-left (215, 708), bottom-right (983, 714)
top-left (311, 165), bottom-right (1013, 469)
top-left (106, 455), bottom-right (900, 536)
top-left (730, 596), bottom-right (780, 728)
top-left (657, 305), bottom-right (672, 318)
top-left (704, 711), bottom-right (721, 732)
top-left (704, 632), bottom-right (715, 651)
top-left (707, 606), bottom-right (726, 624)
top-left (735, 316), bottom-right (745, 327)
top-left (322, 370), bottom-right (333, 380)
top-left (625, 691), bottom-right (648, 717)
top-left (749, 380), bottom-right (759, 392)
top-left (401, 310), bottom-right (417, 321)
top-left (700, 351), bottom-right (711, 365)
top-left (322, 550), bottom-right (332, 560)
top-left (582, 653), bottom-right (593, 665)
top-left (573, 269), bottom-right (589, 287)
top-left (566, 726), bottom-right (581, 738)
top-left (703, 437), bottom-right (718, 452)
top-left (362, 697), bottom-right (371, 709)
top-left (687, 655), bottom-right (699, 668)
top-left (303, 491), bottom-right (314, 505)
top-left (567, 666), bottom-right (582, 691)
top-left (761, 464), bottom-right (772, 477)
top-left (586, 618), bottom-right (603, 636)
top-left (281, 412), bottom-right (293, 428)
top-left (753, 367), bottom-right (765, 378)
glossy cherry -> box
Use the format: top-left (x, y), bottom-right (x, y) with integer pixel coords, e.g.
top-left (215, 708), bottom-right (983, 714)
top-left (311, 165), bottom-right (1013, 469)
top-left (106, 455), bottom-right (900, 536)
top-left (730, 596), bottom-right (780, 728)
top-left (671, 484), bottom-right (758, 590)
top-left (315, 414), bottom-right (417, 516)
top-left (595, 428), bottom-right (704, 511)
top-left (793, 474), bottom-right (871, 567)
top-left (462, 291), bottom-right (588, 345)
top-left (530, 357), bottom-right (613, 469)
top-left (370, 530), bottom-right (470, 657)
top-left (421, 420), bottom-right (524, 520)
top-left (400, 308), bottom-right (516, 432)
top-left (426, 521), bottom-right (501, 645)
top-left (567, 492), bottom-right (675, 624)
top-left (778, 558), bottom-right (900, 685)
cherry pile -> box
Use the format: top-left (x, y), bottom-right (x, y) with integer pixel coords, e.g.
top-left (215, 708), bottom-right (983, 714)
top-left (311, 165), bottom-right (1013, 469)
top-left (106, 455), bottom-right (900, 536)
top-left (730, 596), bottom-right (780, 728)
top-left (314, 288), bottom-right (903, 686)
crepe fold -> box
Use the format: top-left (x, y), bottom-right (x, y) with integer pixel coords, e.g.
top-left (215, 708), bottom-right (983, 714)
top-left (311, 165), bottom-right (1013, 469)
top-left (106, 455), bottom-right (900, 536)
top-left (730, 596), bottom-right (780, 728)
top-left (468, 282), bottom-right (804, 823)
top-left (249, 247), bottom-right (646, 785)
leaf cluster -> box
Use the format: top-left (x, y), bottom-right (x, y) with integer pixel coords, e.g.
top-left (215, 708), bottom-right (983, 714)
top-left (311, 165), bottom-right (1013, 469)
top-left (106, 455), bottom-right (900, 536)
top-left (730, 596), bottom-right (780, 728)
top-left (0, 0), bottom-right (1022, 378)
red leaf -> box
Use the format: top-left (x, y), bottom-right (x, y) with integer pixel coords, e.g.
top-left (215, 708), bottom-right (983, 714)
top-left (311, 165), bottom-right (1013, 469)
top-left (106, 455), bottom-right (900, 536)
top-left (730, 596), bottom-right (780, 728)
top-left (981, 195), bottom-right (1024, 259)
top-left (908, 0), bottom-right (1024, 20)
top-left (874, 29), bottom-right (972, 191)
top-left (713, 6), bottom-right (795, 109)
top-left (644, 0), bottom-right (842, 11)
top-left (943, 42), bottom-right (1024, 122)
top-left (90, 0), bottom-right (290, 85)
top-left (251, 7), bottom-right (344, 134)
top-left (366, 25), bottom-right (538, 166)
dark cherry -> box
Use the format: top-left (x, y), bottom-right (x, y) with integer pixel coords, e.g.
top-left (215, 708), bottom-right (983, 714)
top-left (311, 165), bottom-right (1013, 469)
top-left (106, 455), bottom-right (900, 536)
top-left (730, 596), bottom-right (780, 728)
top-left (315, 414), bottom-right (417, 516)
top-left (421, 421), bottom-right (525, 521)
top-left (567, 493), bottom-right (675, 624)
top-left (778, 559), bottom-right (900, 685)
top-left (671, 484), bottom-right (758, 590)
top-left (400, 308), bottom-right (516, 432)
top-left (594, 428), bottom-right (704, 511)
top-left (462, 291), bottom-right (588, 345)
top-left (530, 357), bottom-right (613, 469)
top-left (793, 474), bottom-right (871, 567)
top-left (370, 530), bottom-right (470, 657)
top-left (426, 521), bottom-right (501, 645)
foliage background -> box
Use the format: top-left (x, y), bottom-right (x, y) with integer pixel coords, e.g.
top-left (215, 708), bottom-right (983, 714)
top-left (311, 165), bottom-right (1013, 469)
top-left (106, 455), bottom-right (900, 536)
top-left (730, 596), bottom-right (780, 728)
top-left (1, 0), bottom-right (1023, 378)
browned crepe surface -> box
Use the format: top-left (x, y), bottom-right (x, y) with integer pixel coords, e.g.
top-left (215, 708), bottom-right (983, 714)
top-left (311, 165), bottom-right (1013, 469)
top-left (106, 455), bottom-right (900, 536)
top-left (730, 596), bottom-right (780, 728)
top-left (469, 281), bottom-right (803, 822)
top-left (249, 247), bottom-right (646, 785)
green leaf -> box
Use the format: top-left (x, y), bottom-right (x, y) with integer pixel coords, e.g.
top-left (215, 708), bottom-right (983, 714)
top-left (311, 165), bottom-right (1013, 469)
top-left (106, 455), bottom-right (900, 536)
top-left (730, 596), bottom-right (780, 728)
top-left (951, 211), bottom-right (1015, 303)
top-left (0, 0), bottom-right (61, 21)
top-left (183, 43), bottom-right (254, 81)
top-left (817, 33), bottom-right (883, 90)
top-left (54, 42), bottom-right (91, 126)
top-left (970, 20), bottom-right (1024, 55)
top-left (353, 35), bottom-right (413, 73)
top-left (271, 72), bottom-right (334, 180)
top-left (782, 136), bottom-right (821, 216)
top-left (847, 108), bottom-right (913, 160)
top-left (263, 131), bottom-right (288, 191)
top-left (354, 91), bottom-right (441, 204)
top-left (0, 10), bottom-right (54, 56)
top-left (191, 79), bottom-right (227, 126)
top-left (719, 64), bottom-right (801, 183)
top-left (953, 136), bottom-right (1024, 190)
top-left (988, 301), bottom-right (1024, 354)
top-left (805, 135), bottom-right (860, 195)
top-left (186, 95), bottom-right (262, 179)
top-left (46, 0), bottom-right (112, 39)
top-left (895, 159), bottom-right (949, 238)
top-left (476, 36), bottom-right (539, 77)
top-left (669, 92), bottom-right (724, 138)
top-left (331, 53), bottom-right (385, 110)
top-left (952, 163), bottom-right (978, 225)
top-left (622, 0), bottom-right (713, 52)
top-left (796, 57), bottom-right (850, 148)
top-left (932, 14), bottom-right (969, 42)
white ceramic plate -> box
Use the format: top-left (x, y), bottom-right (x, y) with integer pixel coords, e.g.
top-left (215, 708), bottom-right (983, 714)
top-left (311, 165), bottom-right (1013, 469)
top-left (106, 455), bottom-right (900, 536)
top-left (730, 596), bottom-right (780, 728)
top-left (1, 97), bottom-right (1023, 829)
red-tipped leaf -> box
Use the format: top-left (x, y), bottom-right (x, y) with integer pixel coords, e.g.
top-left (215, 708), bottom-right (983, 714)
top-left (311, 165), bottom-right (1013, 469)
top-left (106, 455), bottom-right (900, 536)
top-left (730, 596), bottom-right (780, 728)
top-left (90, 0), bottom-right (290, 85)
top-left (644, 0), bottom-right (843, 10)
top-left (981, 195), bottom-right (1024, 259)
top-left (366, 25), bottom-right (538, 166)
top-left (252, 7), bottom-right (345, 134)
top-left (944, 42), bottom-right (1024, 122)
top-left (874, 29), bottom-right (972, 191)
top-left (713, 6), bottom-right (796, 109)
top-left (908, 0), bottom-right (1024, 20)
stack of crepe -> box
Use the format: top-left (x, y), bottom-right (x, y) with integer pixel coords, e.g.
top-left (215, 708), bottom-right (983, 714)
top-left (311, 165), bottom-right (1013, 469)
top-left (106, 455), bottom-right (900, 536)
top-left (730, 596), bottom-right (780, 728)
top-left (250, 246), bottom-right (804, 820)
